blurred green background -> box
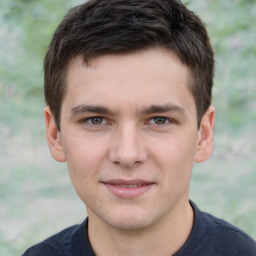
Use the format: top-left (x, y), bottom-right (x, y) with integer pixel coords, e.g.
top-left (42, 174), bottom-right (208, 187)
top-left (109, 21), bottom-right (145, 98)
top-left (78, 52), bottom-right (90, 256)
top-left (0, 0), bottom-right (255, 254)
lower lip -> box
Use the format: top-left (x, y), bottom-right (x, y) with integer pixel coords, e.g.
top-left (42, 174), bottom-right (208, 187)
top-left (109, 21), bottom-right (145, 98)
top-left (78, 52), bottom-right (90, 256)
top-left (103, 183), bottom-right (154, 199)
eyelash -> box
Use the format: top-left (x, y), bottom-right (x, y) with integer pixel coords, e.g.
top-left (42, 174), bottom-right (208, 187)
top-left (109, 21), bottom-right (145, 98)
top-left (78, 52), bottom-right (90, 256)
top-left (80, 116), bottom-right (176, 126)
top-left (81, 116), bottom-right (108, 125)
top-left (148, 116), bottom-right (176, 125)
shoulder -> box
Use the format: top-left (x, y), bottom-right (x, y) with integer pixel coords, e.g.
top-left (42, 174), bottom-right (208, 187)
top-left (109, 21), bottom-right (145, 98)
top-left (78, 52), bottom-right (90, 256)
top-left (207, 213), bottom-right (256, 255)
top-left (179, 201), bottom-right (256, 256)
top-left (22, 223), bottom-right (83, 256)
top-left (22, 242), bottom-right (60, 256)
top-left (195, 201), bottom-right (256, 255)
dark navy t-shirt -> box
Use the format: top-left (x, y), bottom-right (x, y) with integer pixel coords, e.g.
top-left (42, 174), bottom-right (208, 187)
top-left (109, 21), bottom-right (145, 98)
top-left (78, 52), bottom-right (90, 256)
top-left (22, 201), bottom-right (256, 256)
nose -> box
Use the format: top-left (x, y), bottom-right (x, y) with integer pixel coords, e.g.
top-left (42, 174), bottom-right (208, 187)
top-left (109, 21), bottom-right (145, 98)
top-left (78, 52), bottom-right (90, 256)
top-left (108, 124), bottom-right (147, 168)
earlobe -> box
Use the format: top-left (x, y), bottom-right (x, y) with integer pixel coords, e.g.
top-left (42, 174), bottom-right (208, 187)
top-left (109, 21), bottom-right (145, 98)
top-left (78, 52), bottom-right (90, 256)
top-left (194, 106), bottom-right (215, 163)
top-left (44, 106), bottom-right (66, 162)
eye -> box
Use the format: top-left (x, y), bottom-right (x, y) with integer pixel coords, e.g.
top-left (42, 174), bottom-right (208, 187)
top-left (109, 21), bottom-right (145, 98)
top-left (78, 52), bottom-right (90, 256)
top-left (153, 117), bottom-right (167, 124)
top-left (149, 116), bottom-right (169, 125)
top-left (86, 117), bottom-right (106, 125)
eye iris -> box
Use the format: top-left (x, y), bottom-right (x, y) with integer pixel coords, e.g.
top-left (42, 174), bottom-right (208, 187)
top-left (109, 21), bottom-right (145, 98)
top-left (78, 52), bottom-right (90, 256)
top-left (91, 117), bottom-right (103, 124)
top-left (154, 117), bottom-right (166, 124)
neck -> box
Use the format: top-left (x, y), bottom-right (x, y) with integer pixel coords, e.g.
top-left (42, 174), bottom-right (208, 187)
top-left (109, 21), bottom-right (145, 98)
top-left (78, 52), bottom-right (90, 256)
top-left (87, 200), bottom-right (194, 256)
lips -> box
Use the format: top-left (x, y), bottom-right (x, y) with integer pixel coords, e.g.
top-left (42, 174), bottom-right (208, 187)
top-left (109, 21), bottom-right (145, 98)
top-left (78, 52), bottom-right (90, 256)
top-left (102, 179), bottom-right (154, 198)
top-left (116, 184), bottom-right (145, 188)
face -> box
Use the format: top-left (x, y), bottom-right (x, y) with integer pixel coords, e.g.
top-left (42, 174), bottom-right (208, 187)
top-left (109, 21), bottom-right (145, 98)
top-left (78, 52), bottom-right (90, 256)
top-left (45, 47), bottom-right (214, 231)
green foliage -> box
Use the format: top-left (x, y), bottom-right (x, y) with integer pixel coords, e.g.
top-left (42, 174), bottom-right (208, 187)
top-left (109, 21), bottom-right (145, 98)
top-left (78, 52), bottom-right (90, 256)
top-left (0, 0), bottom-right (84, 131)
top-left (0, 0), bottom-right (255, 254)
top-left (0, 0), bottom-right (72, 96)
top-left (188, 0), bottom-right (256, 131)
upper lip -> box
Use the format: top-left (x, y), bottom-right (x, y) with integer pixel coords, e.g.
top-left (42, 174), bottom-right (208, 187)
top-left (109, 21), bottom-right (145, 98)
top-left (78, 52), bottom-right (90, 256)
top-left (102, 179), bottom-right (154, 185)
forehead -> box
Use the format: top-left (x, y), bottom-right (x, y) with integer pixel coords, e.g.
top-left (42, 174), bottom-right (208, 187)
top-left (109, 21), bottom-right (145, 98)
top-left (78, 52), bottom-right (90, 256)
top-left (63, 48), bottom-right (195, 115)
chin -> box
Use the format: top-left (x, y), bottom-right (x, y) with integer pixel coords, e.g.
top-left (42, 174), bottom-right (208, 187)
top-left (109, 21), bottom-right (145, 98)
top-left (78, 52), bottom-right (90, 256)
top-left (109, 218), bottom-right (151, 231)
top-left (102, 207), bottom-right (158, 231)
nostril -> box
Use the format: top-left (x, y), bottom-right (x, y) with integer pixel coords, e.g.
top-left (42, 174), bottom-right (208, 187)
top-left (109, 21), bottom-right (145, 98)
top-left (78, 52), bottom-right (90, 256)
top-left (112, 160), bottom-right (141, 168)
top-left (108, 129), bottom-right (147, 167)
top-left (113, 160), bottom-right (120, 165)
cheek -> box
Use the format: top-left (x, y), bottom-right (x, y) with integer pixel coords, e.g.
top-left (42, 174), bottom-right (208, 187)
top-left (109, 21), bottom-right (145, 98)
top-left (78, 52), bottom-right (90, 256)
top-left (152, 133), bottom-right (198, 180)
top-left (63, 134), bottom-right (107, 181)
top-left (154, 133), bottom-right (197, 162)
top-left (64, 139), bottom-right (104, 203)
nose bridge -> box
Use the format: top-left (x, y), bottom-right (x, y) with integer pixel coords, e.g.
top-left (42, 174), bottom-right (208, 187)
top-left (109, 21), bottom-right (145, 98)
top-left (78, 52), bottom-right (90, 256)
top-left (109, 122), bottom-right (147, 167)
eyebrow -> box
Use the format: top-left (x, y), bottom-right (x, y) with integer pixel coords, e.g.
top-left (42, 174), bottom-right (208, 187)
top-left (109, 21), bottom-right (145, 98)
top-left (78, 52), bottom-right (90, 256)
top-left (71, 103), bottom-right (185, 117)
top-left (71, 104), bottom-right (114, 116)
top-left (141, 104), bottom-right (186, 116)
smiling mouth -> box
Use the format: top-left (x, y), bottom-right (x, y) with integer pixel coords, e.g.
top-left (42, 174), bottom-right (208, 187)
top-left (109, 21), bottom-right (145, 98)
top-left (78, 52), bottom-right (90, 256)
top-left (110, 184), bottom-right (147, 188)
top-left (102, 179), bottom-right (154, 198)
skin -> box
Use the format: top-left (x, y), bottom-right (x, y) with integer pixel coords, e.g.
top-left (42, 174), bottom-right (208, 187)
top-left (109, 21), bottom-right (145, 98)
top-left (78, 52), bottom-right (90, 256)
top-left (45, 47), bottom-right (215, 256)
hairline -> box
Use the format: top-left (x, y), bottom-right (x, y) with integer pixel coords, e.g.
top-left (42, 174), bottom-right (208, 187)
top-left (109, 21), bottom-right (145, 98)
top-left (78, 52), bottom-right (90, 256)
top-left (54, 46), bottom-right (201, 131)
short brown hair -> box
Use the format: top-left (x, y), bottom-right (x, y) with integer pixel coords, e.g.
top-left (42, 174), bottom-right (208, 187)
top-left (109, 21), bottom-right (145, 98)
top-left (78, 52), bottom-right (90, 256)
top-left (44, 0), bottom-right (214, 130)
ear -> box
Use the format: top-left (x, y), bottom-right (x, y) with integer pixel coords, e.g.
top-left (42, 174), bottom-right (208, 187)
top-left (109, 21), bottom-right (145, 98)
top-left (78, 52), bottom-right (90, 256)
top-left (194, 106), bottom-right (215, 163)
top-left (44, 106), bottom-right (66, 162)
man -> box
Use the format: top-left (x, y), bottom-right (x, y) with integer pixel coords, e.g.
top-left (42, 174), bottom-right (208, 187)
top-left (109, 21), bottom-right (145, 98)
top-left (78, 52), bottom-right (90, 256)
top-left (23, 0), bottom-right (256, 255)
